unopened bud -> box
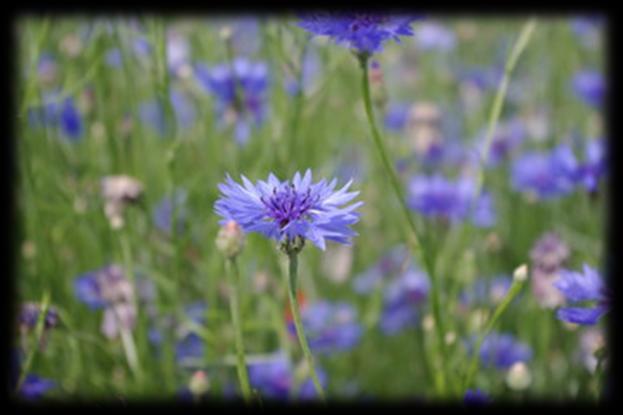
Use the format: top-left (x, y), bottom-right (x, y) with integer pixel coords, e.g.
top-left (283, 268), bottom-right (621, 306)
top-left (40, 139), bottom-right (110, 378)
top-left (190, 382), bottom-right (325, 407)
top-left (505, 362), bottom-right (531, 390)
top-left (513, 264), bottom-right (528, 283)
top-left (422, 314), bottom-right (435, 332)
top-left (189, 370), bottom-right (210, 397)
top-left (216, 220), bottom-right (245, 258)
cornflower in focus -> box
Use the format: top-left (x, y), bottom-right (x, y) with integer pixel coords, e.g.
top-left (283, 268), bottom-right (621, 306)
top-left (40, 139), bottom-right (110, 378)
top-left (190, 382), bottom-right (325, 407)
top-left (214, 169), bottom-right (362, 251)
top-left (298, 13), bottom-right (418, 54)
top-left (554, 263), bottom-right (610, 325)
top-left (100, 175), bottom-right (143, 229)
top-left (195, 57), bottom-right (269, 145)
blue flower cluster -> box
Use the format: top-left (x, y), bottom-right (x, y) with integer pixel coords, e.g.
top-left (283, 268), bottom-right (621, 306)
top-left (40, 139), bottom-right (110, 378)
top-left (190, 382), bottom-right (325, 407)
top-left (511, 140), bottom-right (607, 199)
top-left (246, 352), bottom-right (327, 400)
top-left (195, 57), bottom-right (269, 144)
top-left (469, 332), bottom-right (532, 370)
top-left (407, 175), bottom-right (496, 227)
top-left (28, 92), bottom-right (83, 141)
top-left (288, 301), bottom-right (363, 354)
top-left (554, 263), bottom-right (609, 325)
top-left (380, 266), bottom-right (430, 335)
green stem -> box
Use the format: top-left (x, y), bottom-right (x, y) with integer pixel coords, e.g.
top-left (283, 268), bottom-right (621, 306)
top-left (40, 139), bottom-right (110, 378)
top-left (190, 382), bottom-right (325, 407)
top-left (358, 53), bottom-right (448, 395)
top-left (463, 276), bottom-right (526, 391)
top-left (226, 258), bottom-right (253, 403)
top-left (16, 291), bottom-right (50, 391)
top-left (286, 252), bottom-right (326, 401)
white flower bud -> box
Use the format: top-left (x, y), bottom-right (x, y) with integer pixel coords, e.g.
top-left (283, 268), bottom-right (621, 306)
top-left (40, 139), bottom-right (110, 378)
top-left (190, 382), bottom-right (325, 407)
top-left (513, 264), bottom-right (528, 283)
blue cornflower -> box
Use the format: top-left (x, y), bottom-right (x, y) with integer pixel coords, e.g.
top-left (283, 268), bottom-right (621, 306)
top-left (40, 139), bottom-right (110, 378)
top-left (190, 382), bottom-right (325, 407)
top-left (153, 189), bottom-right (188, 235)
top-left (572, 69), bottom-right (605, 108)
top-left (511, 150), bottom-right (575, 200)
top-left (19, 374), bottom-right (56, 400)
top-left (475, 118), bottom-right (526, 167)
top-left (298, 13), bottom-right (418, 54)
top-left (214, 170), bottom-right (362, 251)
top-left (19, 302), bottom-right (60, 331)
top-left (469, 332), bottom-right (532, 370)
top-left (463, 389), bottom-right (491, 405)
top-left (287, 301), bottom-right (363, 355)
top-left (384, 102), bottom-right (410, 132)
top-left (247, 353), bottom-right (327, 400)
top-left (195, 57), bottom-right (269, 145)
top-left (380, 266), bottom-right (429, 335)
top-left (139, 89), bottom-right (196, 137)
top-left (554, 263), bottom-right (610, 325)
top-left (176, 301), bottom-right (208, 365)
top-left (407, 175), bottom-right (496, 227)
top-left (577, 138), bottom-right (607, 192)
top-left (28, 92), bottom-right (83, 141)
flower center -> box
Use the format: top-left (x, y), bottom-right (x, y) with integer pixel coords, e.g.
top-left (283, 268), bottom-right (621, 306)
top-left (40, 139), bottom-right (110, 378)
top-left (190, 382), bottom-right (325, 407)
top-left (261, 184), bottom-right (317, 228)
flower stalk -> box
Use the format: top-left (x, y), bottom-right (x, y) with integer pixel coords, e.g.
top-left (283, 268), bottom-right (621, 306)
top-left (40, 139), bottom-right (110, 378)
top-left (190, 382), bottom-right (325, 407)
top-left (357, 52), bottom-right (449, 395)
top-left (285, 247), bottom-right (326, 401)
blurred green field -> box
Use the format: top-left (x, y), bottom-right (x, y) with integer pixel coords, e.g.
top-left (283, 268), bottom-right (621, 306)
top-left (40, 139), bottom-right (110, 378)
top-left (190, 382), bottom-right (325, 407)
top-left (14, 15), bottom-right (607, 402)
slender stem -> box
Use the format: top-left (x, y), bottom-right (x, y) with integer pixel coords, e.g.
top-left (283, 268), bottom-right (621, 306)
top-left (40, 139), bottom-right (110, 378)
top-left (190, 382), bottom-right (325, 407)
top-left (358, 54), bottom-right (448, 395)
top-left (226, 258), bottom-right (253, 403)
top-left (463, 276), bottom-right (526, 391)
top-left (286, 252), bottom-right (326, 401)
top-left (16, 291), bottom-right (50, 391)
top-left (475, 19), bottom-right (537, 194)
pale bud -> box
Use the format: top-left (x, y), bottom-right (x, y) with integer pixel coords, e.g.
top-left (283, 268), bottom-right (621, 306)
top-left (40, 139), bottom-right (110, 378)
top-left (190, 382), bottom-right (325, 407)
top-left (422, 314), bottom-right (435, 332)
top-left (215, 220), bottom-right (245, 259)
top-left (505, 362), bottom-right (532, 390)
top-left (513, 264), bottom-right (528, 283)
top-left (189, 370), bottom-right (210, 397)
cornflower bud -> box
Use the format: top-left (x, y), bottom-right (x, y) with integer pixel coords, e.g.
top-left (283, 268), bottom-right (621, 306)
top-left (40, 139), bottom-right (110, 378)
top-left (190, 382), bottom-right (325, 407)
top-left (215, 220), bottom-right (245, 259)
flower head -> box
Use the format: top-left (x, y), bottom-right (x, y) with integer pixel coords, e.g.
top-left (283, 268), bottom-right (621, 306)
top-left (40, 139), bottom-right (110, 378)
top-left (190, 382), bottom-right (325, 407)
top-left (195, 57), bottom-right (269, 145)
top-left (511, 150), bottom-right (575, 200)
top-left (470, 332), bottom-right (532, 370)
top-left (380, 266), bottom-right (429, 335)
top-left (214, 170), bottom-right (362, 251)
top-left (554, 263), bottom-right (609, 325)
top-left (572, 69), bottom-right (605, 108)
top-left (298, 13), bottom-right (418, 54)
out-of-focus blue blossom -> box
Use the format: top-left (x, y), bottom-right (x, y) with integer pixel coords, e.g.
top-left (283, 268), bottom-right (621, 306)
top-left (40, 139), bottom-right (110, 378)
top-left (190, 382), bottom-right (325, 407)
top-left (380, 266), bottom-right (429, 335)
top-left (456, 65), bottom-right (501, 92)
top-left (167, 31), bottom-right (191, 75)
top-left (153, 189), bottom-right (188, 235)
top-left (510, 150), bottom-right (575, 200)
top-left (469, 332), bottom-right (532, 370)
top-left (298, 13), bottom-right (418, 54)
top-left (576, 138), bottom-right (607, 192)
top-left (460, 275), bottom-right (512, 308)
top-left (570, 17), bottom-right (604, 49)
top-left (19, 302), bottom-right (60, 331)
top-left (247, 352), bottom-right (327, 400)
top-left (464, 389), bottom-right (491, 405)
top-left (106, 48), bottom-right (123, 67)
top-left (195, 58), bottom-right (269, 145)
top-left (28, 92), bottom-right (84, 141)
top-left (287, 301), bottom-right (363, 354)
top-left (353, 245), bottom-right (409, 294)
top-left (215, 170), bottom-right (363, 251)
top-left (554, 263), bottom-right (610, 325)
top-left (74, 265), bottom-right (136, 339)
top-left (384, 102), bottom-right (410, 132)
top-left (407, 175), bottom-right (496, 227)
top-left (413, 22), bottom-right (456, 52)
top-left (37, 53), bottom-right (58, 85)
top-left (572, 69), bottom-right (605, 108)
top-left (476, 118), bottom-right (526, 167)
top-left (19, 375), bottom-right (56, 400)
top-left (285, 46), bottom-right (321, 96)
top-left (139, 89), bottom-right (196, 137)
top-left (176, 301), bottom-right (208, 365)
